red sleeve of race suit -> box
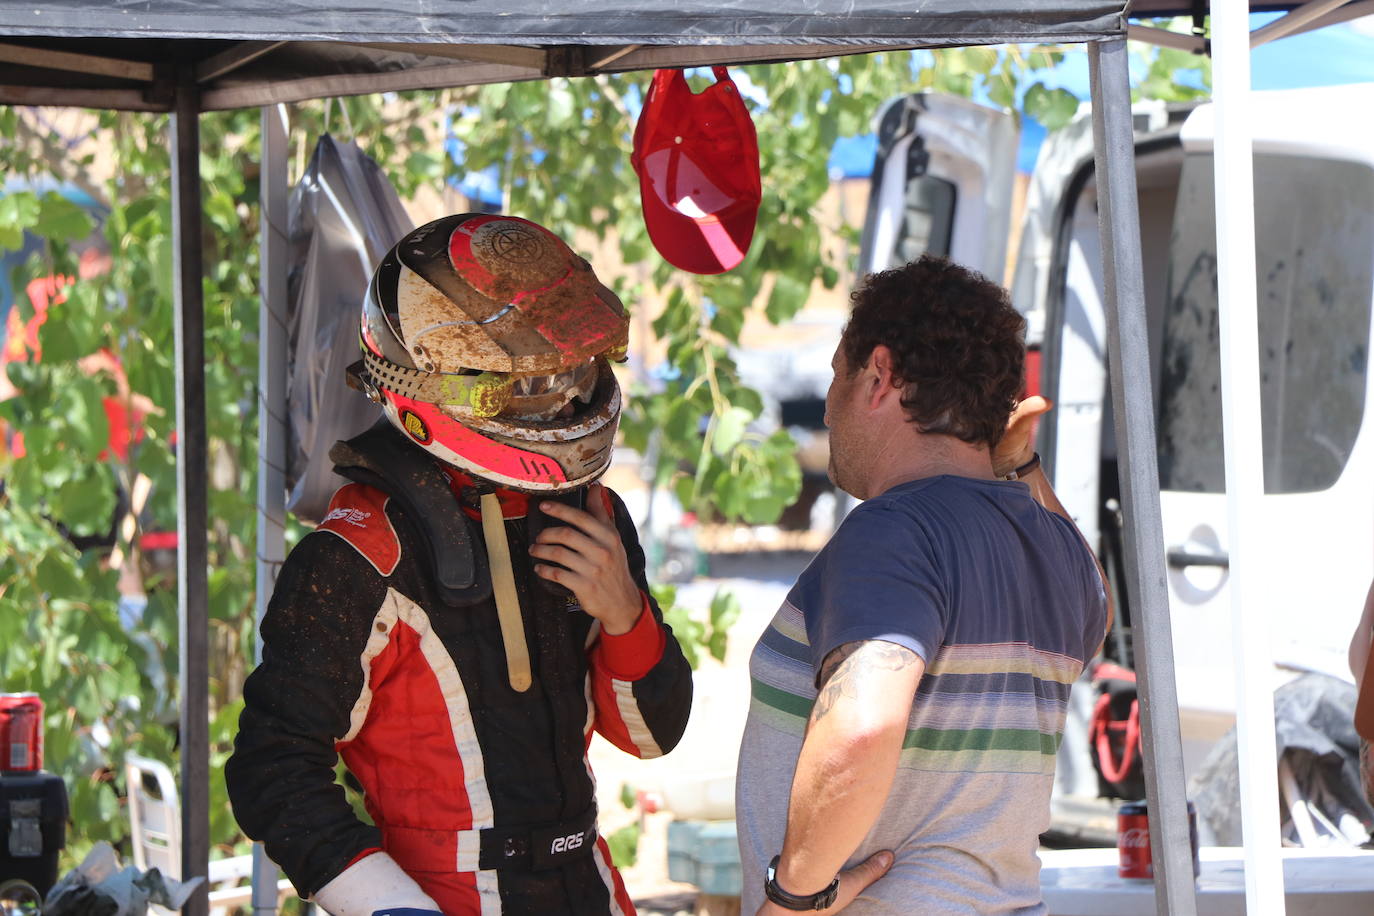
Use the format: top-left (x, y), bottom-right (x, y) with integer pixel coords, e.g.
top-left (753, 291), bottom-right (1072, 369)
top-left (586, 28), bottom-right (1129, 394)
top-left (595, 591), bottom-right (664, 680)
top-left (587, 488), bottom-right (692, 759)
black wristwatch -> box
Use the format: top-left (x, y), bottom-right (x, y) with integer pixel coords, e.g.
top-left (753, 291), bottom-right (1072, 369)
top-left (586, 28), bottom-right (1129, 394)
top-left (764, 855), bottom-right (840, 911)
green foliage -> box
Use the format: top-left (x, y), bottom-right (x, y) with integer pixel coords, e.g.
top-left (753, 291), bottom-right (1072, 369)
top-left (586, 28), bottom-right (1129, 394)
top-left (1137, 48), bottom-right (1212, 103)
top-left (1023, 83), bottom-right (1081, 132)
top-left (0, 104), bottom-right (273, 866)
top-left (655, 584), bottom-right (738, 667)
top-left (606, 821), bottom-right (642, 869)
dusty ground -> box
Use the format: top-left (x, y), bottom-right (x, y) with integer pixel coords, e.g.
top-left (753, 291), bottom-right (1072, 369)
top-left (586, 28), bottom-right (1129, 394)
top-left (589, 559), bottom-right (809, 914)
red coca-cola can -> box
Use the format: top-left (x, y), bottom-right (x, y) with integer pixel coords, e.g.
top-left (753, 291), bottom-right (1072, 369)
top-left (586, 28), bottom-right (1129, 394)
top-left (1117, 799), bottom-right (1199, 880)
top-left (0, 693), bottom-right (44, 772)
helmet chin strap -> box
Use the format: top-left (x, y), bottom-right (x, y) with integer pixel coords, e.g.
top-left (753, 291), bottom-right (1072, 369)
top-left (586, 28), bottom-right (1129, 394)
top-left (479, 492), bottom-right (533, 692)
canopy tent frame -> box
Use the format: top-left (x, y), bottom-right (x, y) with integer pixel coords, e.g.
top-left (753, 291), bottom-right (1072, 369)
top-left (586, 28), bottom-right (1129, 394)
top-left (1126, 0), bottom-right (1374, 51)
top-left (3, 2), bottom-right (1355, 914)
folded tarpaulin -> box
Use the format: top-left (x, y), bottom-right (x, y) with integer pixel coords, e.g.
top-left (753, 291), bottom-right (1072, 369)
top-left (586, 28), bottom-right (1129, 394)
top-left (1190, 673), bottom-right (1374, 847)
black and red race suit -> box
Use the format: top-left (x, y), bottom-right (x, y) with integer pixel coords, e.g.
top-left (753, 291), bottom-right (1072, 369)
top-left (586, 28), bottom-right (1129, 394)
top-left (226, 428), bottom-right (692, 915)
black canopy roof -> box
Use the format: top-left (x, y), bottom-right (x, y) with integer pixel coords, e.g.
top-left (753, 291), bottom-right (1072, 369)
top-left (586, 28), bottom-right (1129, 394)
top-left (0, 1), bottom-right (1131, 111)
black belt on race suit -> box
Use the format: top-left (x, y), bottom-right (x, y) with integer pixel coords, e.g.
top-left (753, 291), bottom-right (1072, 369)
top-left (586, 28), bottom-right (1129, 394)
top-left (480, 807), bottom-right (599, 871)
top-left (388, 807), bottom-right (599, 874)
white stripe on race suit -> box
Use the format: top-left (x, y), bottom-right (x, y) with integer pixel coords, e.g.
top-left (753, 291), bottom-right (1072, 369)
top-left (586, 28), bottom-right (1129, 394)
top-left (612, 678), bottom-right (663, 759)
top-left (581, 674), bottom-right (625, 916)
top-left (592, 836), bottom-right (628, 916)
top-left (475, 869), bottom-right (501, 915)
top-left (340, 589), bottom-right (500, 906)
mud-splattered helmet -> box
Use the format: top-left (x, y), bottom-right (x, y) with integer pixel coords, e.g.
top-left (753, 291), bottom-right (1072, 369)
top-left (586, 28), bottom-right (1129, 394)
top-left (352, 214), bottom-right (629, 492)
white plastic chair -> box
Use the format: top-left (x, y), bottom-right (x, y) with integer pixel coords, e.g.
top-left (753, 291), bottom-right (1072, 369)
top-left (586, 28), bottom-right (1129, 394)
top-left (125, 752), bottom-right (297, 914)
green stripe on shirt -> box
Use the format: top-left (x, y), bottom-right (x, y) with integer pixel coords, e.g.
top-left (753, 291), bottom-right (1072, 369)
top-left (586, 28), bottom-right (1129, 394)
top-left (751, 677), bottom-right (1062, 758)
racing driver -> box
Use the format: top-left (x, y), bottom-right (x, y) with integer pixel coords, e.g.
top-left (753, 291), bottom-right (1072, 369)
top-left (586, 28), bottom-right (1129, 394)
top-left (226, 214), bottom-right (693, 915)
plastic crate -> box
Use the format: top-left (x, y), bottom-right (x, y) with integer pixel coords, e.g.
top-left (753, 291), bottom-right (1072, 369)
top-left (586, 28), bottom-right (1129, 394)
top-left (666, 819), bottom-right (741, 896)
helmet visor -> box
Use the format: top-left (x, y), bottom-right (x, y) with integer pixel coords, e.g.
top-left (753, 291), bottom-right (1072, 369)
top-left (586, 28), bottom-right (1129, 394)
top-left (503, 358), bottom-right (601, 420)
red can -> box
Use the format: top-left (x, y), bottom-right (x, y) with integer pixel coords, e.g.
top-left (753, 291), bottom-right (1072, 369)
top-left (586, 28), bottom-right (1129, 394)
top-left (0, 693), bottom-right (44, 772)
top-left (1116, 799), bottom-right (1199, 880)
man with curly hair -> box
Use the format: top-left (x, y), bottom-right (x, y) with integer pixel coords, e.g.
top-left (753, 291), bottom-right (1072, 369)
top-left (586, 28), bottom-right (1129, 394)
top-left (735, 254), bottom-right (1110, 914)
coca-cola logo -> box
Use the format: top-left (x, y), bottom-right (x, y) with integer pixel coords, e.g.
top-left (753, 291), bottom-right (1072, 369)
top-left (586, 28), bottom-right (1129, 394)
top-left (1120, 827), bottom-right (1151, 849)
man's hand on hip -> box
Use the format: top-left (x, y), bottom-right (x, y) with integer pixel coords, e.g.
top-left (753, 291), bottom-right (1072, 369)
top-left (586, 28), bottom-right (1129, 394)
top-left (529, 483), bottom-right (643, 635)
top-left (755, 850), bottom-right (894, 915)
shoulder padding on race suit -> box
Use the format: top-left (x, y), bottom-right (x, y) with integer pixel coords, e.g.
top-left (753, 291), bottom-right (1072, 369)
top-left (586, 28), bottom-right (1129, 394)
top-left (330, 420), bottom-right (490, 606)
top-left (316, 482), bottom-right (402, 577)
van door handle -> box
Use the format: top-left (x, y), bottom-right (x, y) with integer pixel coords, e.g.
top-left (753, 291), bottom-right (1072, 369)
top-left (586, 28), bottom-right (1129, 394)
top-left (1166, 547), bottom-right (1230, 569)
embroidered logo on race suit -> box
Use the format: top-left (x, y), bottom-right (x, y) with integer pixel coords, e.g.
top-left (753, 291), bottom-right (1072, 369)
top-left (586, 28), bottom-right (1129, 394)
top-left (550, 830), bottom-right (586, 854)
top-left (322, 507), bottom-right (371, 527)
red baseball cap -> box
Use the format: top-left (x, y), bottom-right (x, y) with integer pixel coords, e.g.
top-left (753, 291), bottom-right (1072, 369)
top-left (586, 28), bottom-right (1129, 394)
top-left (632, 67), bottom-right (761, 275)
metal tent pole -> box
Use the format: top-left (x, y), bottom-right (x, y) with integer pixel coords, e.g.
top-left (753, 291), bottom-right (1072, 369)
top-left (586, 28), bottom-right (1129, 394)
top-left (251, 101), bottom-right (291, 915)
top-left (171, 63), bottom-right (209, 916)
top-left (1087, 38), bottom-right (1197, 916)
top-left (1211, 3), bottom-right (1287, 911)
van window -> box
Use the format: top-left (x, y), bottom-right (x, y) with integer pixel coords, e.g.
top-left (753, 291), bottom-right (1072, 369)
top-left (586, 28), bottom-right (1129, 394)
top-left (1156, 153), bottom-right (1374, 494)
top-left (894, 176), bottom-right (956, 264)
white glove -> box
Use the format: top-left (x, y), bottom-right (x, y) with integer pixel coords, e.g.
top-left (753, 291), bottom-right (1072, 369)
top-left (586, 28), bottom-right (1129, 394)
top-left (313, 851), bottom-right (442, 916)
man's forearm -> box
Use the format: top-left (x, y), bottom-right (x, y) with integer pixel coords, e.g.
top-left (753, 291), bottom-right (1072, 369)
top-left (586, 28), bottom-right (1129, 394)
top-left (774, 711), bottom-right (905, 894)
top-left (773, 640), bottom-right (922, 895)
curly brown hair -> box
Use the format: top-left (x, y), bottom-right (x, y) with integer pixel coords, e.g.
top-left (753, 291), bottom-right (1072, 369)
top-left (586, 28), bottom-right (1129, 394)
top-left (840, 254), bottom-right (1025, 448)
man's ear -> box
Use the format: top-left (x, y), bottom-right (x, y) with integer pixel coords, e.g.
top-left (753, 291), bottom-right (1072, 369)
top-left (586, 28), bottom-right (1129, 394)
top-left (865, 345), bottom-right (899, 410)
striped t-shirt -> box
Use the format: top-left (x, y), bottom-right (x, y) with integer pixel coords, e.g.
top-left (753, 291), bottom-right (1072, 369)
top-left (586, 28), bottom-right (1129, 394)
top-left (735, 475), bottom-right (1106, 915)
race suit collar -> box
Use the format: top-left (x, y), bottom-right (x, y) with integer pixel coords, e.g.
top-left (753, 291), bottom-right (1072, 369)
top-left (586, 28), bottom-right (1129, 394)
top-left (441, 466), bottom-right (530, 520)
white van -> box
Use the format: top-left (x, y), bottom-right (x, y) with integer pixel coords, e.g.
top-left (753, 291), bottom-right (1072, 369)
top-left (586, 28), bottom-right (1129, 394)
top-left (1011, 83), bottom-right (1374, 838)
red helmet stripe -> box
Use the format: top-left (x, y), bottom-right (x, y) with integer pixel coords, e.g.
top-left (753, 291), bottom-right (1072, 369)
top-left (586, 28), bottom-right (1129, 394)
top-left (519, 291), bottom-right (627, 360)
top-left (448, 215), bottom-right (624, 360)
top-left (446, 214), bottom-right (502, 295)
top-left (389, 392), bottom-right (569, 487)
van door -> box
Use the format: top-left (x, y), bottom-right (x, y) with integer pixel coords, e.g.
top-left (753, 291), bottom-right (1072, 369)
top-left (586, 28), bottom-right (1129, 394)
top-left (1040, 86), bottom-right (1374, 785)
top-left (858, 93), bottom-right (1018, 281)
top-left (1154, 109), bottom-right (1374, 775)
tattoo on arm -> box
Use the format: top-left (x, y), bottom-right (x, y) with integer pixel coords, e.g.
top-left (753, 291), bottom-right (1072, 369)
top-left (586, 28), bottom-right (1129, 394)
top-left (811, 640), bottom-right (920, 725)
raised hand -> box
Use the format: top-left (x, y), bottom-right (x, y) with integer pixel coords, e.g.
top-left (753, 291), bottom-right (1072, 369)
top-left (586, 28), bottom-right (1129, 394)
top-left (992, 395), bottom-right (1052, 478)
top-left (529, 483), bottom-right (643, 635)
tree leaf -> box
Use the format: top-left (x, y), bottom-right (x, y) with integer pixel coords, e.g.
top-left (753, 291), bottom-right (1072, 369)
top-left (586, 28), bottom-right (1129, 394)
top-left (0, 192), bottom-right (41, 251)
top-left (708, 589), bottom-right (741, 631)
top-left (765, 273), bottom-right (808, 324)
top-left (1023, 83), bottom-right (1081, 132)
top-left (711, 406), bottom-right (752, 456)
top-left (33, 192), bottom-right (94, 242)
top-left (606, 822), bottom-right (641, 868)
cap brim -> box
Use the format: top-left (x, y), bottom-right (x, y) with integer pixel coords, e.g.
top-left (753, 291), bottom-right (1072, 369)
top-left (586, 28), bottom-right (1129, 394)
top-left (635, 147), bottom-right (758, 275)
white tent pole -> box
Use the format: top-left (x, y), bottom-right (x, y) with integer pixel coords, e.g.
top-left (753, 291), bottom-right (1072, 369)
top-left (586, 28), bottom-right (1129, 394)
top-left (251, 101), bottom-right (290, 915)
top-left (1087, 38), bottom-right (1197, 916)
top-left (1211, 3), bottom-right (1286, 913)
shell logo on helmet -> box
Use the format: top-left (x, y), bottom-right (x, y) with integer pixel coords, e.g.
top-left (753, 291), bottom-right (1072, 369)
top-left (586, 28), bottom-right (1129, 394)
top-left (350, 213), bottom-right (628, 493)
